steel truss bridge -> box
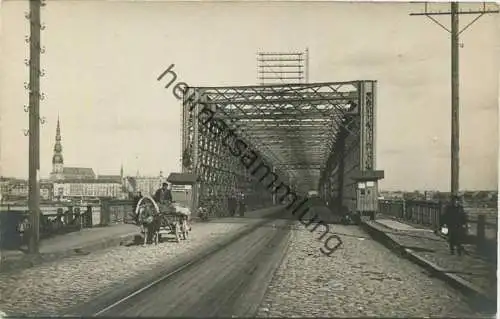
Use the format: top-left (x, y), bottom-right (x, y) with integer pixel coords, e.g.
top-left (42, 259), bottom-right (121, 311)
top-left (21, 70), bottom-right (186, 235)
top-left (181, 81), bottom-right (380, 215)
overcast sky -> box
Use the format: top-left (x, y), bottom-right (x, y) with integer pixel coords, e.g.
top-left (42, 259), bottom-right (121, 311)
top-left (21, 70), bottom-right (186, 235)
top-left (0, 0), bottom-right (498, 191)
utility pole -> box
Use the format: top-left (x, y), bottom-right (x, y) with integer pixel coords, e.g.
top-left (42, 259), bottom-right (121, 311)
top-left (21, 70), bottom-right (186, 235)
top-left (450, 2), bottom-right (460, 199)
top-left (410, 2), bottom-right (499, 198)
top-left (28, 0), bottom-right (43, 254)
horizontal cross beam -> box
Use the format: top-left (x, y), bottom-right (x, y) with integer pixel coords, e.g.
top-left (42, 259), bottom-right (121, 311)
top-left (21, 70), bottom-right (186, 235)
top-left (193, 81), bottom-right (362, 91)
top-left (204, 97), bottom-right (354, 105)
top-left (409, 9), bottom-right (499, 16)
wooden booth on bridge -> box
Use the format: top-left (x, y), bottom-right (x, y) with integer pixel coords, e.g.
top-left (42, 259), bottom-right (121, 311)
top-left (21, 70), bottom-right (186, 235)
top-left (352, 170), bottom-right (385, 221)
top-left (166, 172), bottom-right (200, 213)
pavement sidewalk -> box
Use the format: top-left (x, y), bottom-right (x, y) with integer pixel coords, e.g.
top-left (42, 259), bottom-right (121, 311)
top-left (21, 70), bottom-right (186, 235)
top-left (0, 205), bottom-right (283, 273)
top-left (0, 224), bottom-right (139, 273)
top-left (362, 218), bottom-right (497, 311)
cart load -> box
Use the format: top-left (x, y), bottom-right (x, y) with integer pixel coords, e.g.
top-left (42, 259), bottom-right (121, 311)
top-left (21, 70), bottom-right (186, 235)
top-left (135, 196), bottom-right (190, 244)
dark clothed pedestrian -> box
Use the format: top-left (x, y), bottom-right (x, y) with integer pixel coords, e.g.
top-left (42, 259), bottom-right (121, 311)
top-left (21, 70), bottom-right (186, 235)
top-left (441, 196), bottom-right (467, 255)
top-left (228, 196), bottom-right (237, 217)
top-left (56, 208), bottom-right (65, 228)
top-left (85, 206), bottom-right (93, 228)
top-left (18, 216), bottom-right (31, 249)
top-left (237, 193), bottom-right (246, 217)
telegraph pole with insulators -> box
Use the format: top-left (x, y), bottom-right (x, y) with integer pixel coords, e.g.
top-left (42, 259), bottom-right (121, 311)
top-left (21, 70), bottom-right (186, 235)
top-left (409, 2), bottom-right (499, 199)
top-left (25, 0), bottom-right (47, 254)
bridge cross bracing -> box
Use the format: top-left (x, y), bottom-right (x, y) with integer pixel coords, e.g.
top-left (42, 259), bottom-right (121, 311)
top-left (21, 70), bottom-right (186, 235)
top-left (181, 81), bottom-right (376, 214)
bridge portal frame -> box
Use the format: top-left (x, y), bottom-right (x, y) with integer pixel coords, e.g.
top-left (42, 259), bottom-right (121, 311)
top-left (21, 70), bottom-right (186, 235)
top-left (181, 81), bottom-right (380, 215)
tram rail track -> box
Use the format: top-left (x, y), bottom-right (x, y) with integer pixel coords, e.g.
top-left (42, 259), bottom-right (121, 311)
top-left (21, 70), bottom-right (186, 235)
top-left (64, 207), bottom-right (290, 317)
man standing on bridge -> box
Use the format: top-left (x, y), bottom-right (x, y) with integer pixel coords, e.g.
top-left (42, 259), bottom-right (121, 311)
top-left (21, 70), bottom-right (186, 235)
top-left (441, 195), bottom-right (467, 256)
top-left (228, 190), bottom-right (237, 217)
top-left (237, 191), bottom-right (246, 217)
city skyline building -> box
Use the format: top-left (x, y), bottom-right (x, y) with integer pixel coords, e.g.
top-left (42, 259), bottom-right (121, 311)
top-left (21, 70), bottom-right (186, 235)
top-left (49, 117), bottom-right (96, 181)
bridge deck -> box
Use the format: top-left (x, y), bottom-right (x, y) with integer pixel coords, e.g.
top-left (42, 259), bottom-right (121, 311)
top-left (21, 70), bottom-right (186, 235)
top-left (365, 218), bottom-right (496, 302)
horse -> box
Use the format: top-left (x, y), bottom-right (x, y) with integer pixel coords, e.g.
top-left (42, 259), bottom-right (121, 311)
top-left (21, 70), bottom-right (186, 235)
top-left (136, 198), bottom-right (162, 246)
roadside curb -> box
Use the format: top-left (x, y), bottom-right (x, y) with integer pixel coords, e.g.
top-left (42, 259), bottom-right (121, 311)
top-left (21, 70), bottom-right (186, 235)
top-left (361, 221), bottom-right (496, 312)
top-left (0, 216), bottom-right (233, 272)
top-left (0, 233), bottom-right (137, 274)
top-left (0, 206), bottom-right (283, 274)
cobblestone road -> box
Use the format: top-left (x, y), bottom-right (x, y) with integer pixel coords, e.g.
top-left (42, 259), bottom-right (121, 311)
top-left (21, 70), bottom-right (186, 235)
top-left (369, 219), bottom-right (497, 298)
top-left (256, 222), bottom-right (484, 318)
top-left (0, 220), bottom-right (251, 316)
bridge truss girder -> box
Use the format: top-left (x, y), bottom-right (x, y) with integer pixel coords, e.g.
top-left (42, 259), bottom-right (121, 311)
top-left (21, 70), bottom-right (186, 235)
top-left (181, 81), bottom-right (376, 215)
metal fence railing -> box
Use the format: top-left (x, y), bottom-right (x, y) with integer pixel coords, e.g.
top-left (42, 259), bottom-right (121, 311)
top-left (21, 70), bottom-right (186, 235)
top-left (379, 199), bottom-right (498, 244)
top-left (0, 199), bottom-right (136, 250)
top-left (100, 199), bottom-right (136, 226)
top-left (0, 196), bottom-right (275, 249)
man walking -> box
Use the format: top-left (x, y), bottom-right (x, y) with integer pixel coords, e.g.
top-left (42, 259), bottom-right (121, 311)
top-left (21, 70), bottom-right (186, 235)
top-left (442, 195), bottom-right (467, 256)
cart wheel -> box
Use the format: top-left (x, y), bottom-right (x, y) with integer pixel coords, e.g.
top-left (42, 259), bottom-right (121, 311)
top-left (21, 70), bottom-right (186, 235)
top-left (174, 224), bottom-right (180, 243)
top-left (180, 221), bottom-right (187, 240)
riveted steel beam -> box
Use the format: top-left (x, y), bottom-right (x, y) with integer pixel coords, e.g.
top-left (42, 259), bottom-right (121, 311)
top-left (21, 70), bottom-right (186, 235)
top-left (181, 81), bottom-right (376, 211)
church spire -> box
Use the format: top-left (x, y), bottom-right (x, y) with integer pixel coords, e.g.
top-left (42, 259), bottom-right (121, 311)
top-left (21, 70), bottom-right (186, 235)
top-left (52, 116), bottom-right (63, 165)
top-left (56, 115), bottom-right (61, 141)
top-left (120, 163), bottom-right (124, 178)
top-left (50, 115), bottom-right (64, 181)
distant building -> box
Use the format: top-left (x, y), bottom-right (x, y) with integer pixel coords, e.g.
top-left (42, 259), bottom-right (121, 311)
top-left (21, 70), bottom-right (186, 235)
top-left (45, 116), bottom-right (128, 200)
top-left (424, 191), bottom-right (434, 201)
top-left (0, 178), bottom-right (53, 201)
top-left (62, 167), bottom-right (96, 180)
top-left (124, 176), bottom-right (164, 197)
top-left (97, 175), bottom-right (122, 183)
top-left (40, 181), bottom-right (53, 201)
top-left (0, 178), bottom-right (12, 199)
top-left (8, 180), bottom-right (28, 199)
top-left (53, 179), bottom-right (123, 199)
top-left (0, 178), bottom-right (28, 201)
top-left (49, 117), bottom-right (96, 181)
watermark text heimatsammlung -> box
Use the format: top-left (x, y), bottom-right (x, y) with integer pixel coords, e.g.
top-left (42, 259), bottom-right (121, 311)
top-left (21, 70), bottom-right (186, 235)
top-left (158, 64), bottom-right (342, 256)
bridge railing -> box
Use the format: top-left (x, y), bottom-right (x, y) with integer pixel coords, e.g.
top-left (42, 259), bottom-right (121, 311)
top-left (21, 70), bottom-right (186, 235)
top-left (100, 199), bottom-right (136, 226)
top-left (379, 199), bottom-right (442, 229)
top-left (378, 199), bottom-right (498, 245)
top-left (0, 200), bottom-right (136, 249)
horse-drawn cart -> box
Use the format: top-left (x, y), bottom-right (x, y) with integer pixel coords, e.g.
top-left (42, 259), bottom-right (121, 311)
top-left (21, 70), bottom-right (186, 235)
top-left (135, 195), bottom-right (191, 244)
top-left (157, 202), bottom-right (190, 243)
